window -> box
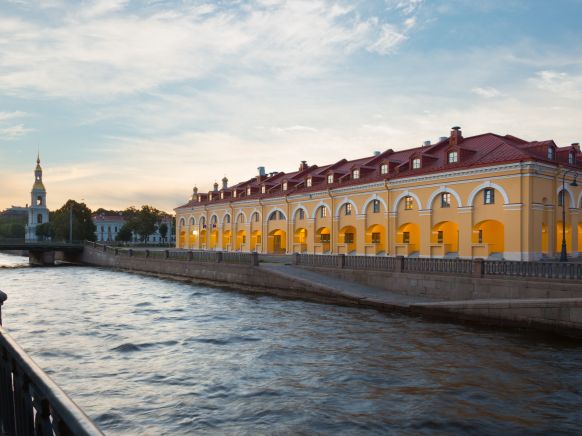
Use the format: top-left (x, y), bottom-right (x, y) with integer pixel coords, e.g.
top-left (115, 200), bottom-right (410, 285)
top-left (247, 187), bottom-right (251, 196)
top-left (352, 169), bottom-right (360, 180)
top-left (548, 147), bottom-right (555, 160)
top-left (437, 230), bottom-right (443, 244)
top-left (101, 225), bottom-right (104, 232)
top-left (220, 192), bottom-right (224, 199)
top-left (380, 164), bottom-right (388, 175)
top-left (319, 206), bottom-right (328, 218)
top-left (569, 152), bottom-right (575, 165)
top-left (478, 229), bottom-right (483, 244)
top-left (372, 199), bottom-right (381, 213)
top-left (298, 209), bottom-right (305, 220)
top-left (261, 186), bottom-right (266, 194)
top-left (36, 196), bottom-right (42, 206)
top-left (211, 216), bottom-right (217, 228)
top-left (253, 212), bottom-right (259, 222)
top-left (344, 233), bottom-right (354, 244)
top-left (558, 190), bottom-right (565, 207)
top-left (441, 192), bottom-right (451, 208)
top-left (282, 182), bottom-right (288, 191)
top-left (484, 188), bottom-right (495, 204)
top-left (403, 231), bottom-right (410, 244)
top-left (242, 235), bottom-right (246, 244)
top-left (209, 194), bottom-right (213, 201)
top-left (257, 235), bottom-right (262, 244)
top-left (448, 151), bottom-right (458, 163)
top-left (327, 174), bottom-right (334, 184)
top-left (320, 233), bottom-right (330, 243)
top-left (344, 203), bottom-right (352, 215)
top-left (404, 196), bottom-right (413, 210)
top-left (115, 226), bottom-right (118, 232)
top-left (412, 158), bottom-right (421, 169)
top-left (37, 214), bottom-right (43, 224)
top-left (371, 232), bottom-right (381, 244)
top-left (200, 217), bottom-right (206, 228)
top-left (306, 178), bottom-right (312, 187)
top-left (233, 190), bottom-right (237, 198)
top-left (225, 215), bottom-right (231, 224)
top-left (269, 211), bottom-right (277, 221)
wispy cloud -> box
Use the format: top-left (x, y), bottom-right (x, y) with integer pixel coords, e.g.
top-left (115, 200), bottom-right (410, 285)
top-left (0, 111), bottom-right (31, 139)
top-left (471, 87), bottom-right (502, 98)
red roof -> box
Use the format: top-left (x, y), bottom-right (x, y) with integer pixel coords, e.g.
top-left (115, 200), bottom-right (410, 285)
top-left (176, 130), bottom-right (581, 209)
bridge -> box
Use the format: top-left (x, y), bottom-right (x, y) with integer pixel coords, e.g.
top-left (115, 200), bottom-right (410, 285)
top-left (0, 240), bottom-right (84, 265)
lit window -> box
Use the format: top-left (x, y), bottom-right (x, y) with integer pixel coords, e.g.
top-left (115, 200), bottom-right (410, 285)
top-left (448, 151), bottom-right (458, 163)
top-left (344, 233), bottom-right (354, 244)
top-left (371, 232), bottom-right (380, 244)
top-left (441, 192), bottom-right (451, 208)
top-left (209, 194), bottom-right (213, 201)
top-left (380, 164), bottom-right (388, 175)
top-left (404, 196), bottom-right (413, 210)
top-left (261, 186), bottom-right (266, 194)
top-left (37, 196), bottom-right (42, 206)
top-left (327, 174), bottom-right (334, 184)
top-left (306, 178), bottom-right (312, 187)
top-left (548, 147), bottom-right (554, 160)
top-left (298, 209), bottom-right (305, 220)
top-left (403, 232), bottom-right (410, 243)
top-left (257, 235), bottom-right (262, 244)
top-left (247, 187), bottom-right (251, 196)
top-left (484, 188), bottom-right (495, 204)
top-left (320, 233), bottom-right (330, 243)
top-left (412, 158), bottom-right (421, 169)
top-left (437, 230), bottom-right (443, 244)
top-left (478, 229), bottom-right (483, 244)
top-left (352, 169), bottom-right (360, 179)
top-left (344, 203), bottom-right (352, 215)
top-left (283, 182), bottom-right (288, 191)
top-left (319, 206), bottom-right (328, 218)
top-left (372, 199), bottom-right (380, 213)
top-left (220, 192), bottom-right (224, 199)
top-left (569, 152), bottom-right (575, 165)
top-left (233, 190), bottom-right (237, 198)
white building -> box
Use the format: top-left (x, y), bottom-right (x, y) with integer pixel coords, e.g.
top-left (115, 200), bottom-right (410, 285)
top-left (92, 214), bottom-right (175, 244)
top-left (25, 156), bottom-right (49, 241)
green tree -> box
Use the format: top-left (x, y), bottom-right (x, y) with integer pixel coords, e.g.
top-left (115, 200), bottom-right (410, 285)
top-left (124, 205), bottom-right (163, 242)
top-left (35, 222), bottom-right (54, 240)
top-left (115, 223), bottom-right (133, 242)
top-left (158, 223), bottom-right (168, 241)
top-left (51, 200), bottom-right (96, 242)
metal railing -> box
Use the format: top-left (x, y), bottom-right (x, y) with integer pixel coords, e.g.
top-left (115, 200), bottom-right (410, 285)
top-left (484, 260), bottom-right (582, 280)
top-left (0, 291), bottom-right (103, 435)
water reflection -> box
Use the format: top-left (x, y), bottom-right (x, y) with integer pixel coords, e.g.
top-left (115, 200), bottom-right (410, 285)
top-left (0, 253), bottom-right (581, 434)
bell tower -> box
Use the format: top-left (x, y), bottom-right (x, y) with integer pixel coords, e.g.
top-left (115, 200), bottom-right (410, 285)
top-left (26, 154), bottom-right (50, 241)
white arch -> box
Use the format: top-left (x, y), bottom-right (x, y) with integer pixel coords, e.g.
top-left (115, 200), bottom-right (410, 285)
top-left (188, 216), bottom-right (195, 226)
top-left (179, 217), bottom-right (185, 227)
top-left (250, 209), bottom-right (261, 224)
top-left (362, 194), bottom-right (388, 214)
top-left (222, 213), bottom-right (231, 225)
top-left (292, 205), bottom-right (308, 221)
top-left (198, 215), bottom-right (207, 227)
top-left (335, 198), bottom-right (359, 217)
top-left (557, 185), bottom-right (575, 207)
top-left (427, 187), bottom-right (463, 209)
top-left (312, 201), bottom-right (332, 219)
top-left (467, 182), bottom-right (510, 206)
top-left (209, 214), bottom-right (219, 224)
top-left (267, 207), bottom-right (287, 221)
top-left (235, 211), bottom-right (247, 224)
top-left (392, 191), bottom-right (423, 213)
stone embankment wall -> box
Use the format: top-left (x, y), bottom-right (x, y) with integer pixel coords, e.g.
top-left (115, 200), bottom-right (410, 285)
top-left (81, 245), bottom-right (582, 337)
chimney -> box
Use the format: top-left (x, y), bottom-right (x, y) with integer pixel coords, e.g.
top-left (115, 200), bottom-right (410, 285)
top-left (423, 140), bottom-right (431, 147)
top-left (439, 136), bottom-right (448, 142)
top-left (299, 160), bottom-right (308, 171)
top-left (213, 182), bottom-right (219, 192)
top-left (572, 142), bottom-right (580, 152)
top-left (257, 166), bottom-right (266, 177)
top-left (373, 151), bottom-right (381, 156)
top-left (450, 126), bottom-right (463, 146)
top-left (222, 176), bottom-right (228, 190)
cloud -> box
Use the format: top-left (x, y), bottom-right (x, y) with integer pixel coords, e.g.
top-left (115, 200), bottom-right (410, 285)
top-left (471, 87), bottom-right (502, 98)
top-left (530, 70), bottom-right (582, 99)
top-left (0, 111), bottom-right (27, 122)
top-left (0, 124), bottom-right (33, 138)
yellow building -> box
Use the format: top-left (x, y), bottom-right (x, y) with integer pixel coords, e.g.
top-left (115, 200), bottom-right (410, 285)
top-left (175, 127), bottom-right (582, 261)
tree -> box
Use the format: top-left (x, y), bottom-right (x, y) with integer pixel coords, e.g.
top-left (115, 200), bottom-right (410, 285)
top-left (123, 205), bottom-right (163, 242)
top-left (115, 223), bottom-right (133, 242)
top-left (158, 223), bottom-right (168, 241)
top-left (35, 222), bottom-right (54, 240)
top-left (51, 200), bottom-right (96, 242)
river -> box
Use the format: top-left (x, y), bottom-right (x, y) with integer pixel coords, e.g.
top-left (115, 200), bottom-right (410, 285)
top-left (0, 252), bottom-right (581, 435)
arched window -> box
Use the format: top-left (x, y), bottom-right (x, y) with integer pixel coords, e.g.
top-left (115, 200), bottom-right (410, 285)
top-left (252, 212), bottom-right (259, 222)
top-left (372, 199), bottom-right (380, 213)
top-left (37, 214), bottom-right (43, 224)
top-left (179, 218), bottom-right (185, 227)
top-left (211, 216), bottom-right (218, 228)
top-left (224, 214), bottom-right (231, 224)
top-left (189, 217), bottom-right (195, 225)
top-left (344, 203), bottom-right (352, 215)
top-left (200, 217), bottom-right (206, 228)
top-left (37, 196), bottom-right (43, 206)
top-left (318, 206), bottom-right (328, 218)
top-left (404, 196), bottom-right (413, 210)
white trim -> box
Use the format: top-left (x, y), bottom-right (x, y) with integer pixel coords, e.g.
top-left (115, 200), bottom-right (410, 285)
top-left (426, 186), bottom-right (463, 209)
top-left (467, 182), bottom-right (510, 206)
top-left (335, 199), bottom-right (359, 217)
top-left (392, 191), bottom-right (423, 213)
top-left (266, 207), bottom-right (287, 221)
top-left (311, 201), bottom-right (332, 219)
top-left (362, 194), bottom-right (388, 214)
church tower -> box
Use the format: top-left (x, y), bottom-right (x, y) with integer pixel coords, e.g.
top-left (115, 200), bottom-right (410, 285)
top-left (25, 155), bottom-right (50, 241)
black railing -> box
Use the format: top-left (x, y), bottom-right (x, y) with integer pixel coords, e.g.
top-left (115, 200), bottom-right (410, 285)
top-left (0, 291), bottom-right (103, 435)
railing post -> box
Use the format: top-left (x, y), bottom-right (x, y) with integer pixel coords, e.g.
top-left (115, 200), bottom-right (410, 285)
top-left (295, 253), bottom-right (300, 265)
top-left (164, 250), bottom-right (169, 259)
top-left (397, 255), bottom-right (405, 272)
top-left (216, 252), bottom-right (223, 263)
top-left (188, 251), bottom-right (193, 261)
top-left (337, 254), bottom-right (345, 269)
top-left (251, 252), bottom-right (259, 266)
top-left (472, 258), bottom-right (484, 278)
top-left (145, 249), bottom-right (150, 258)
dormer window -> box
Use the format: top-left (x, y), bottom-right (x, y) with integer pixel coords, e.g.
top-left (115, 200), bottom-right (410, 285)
top-left (233, 191), bottom-right (237, 198)
top-left (380, 164), bottom-right (388, 175)
top-left (352, 169), bottom-right (360, 180)
top-left (569, 152), bottom-right (575, 165)
top-left (247, 187), bottom-right (251, 196)
top-left (448, 151), bottom-right (458, 164)
top-left (306, 178), bottom-right (312, 187)
top-left (282, 182), bottom-right (288, 191)
top-left (209, 193), bottom-right (213, 201)
top-left (220, 192), bottom-right (224, 199)
top-left (412, 158), bottom-right (421, 169)
top-left (327, 174), bottom-right (334, 184)
top-left (261, 185), bottom-right (266, 194)
top-left (548, 147), bottom-right (555, 160)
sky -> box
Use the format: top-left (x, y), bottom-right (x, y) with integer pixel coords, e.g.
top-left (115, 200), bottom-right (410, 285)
top-left (1, 0), bottom-right (582, 213)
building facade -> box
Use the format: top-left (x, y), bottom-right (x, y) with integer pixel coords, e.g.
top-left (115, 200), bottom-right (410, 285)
top-left (175, 127), bottom-right (582, 261)
top-left (25, 156), bottom-right (50, 242)
top-left (92, 213), bottom-right (175, 244)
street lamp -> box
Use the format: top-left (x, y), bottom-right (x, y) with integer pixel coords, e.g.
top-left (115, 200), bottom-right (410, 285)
top-left (560, 170), bottom-right (578, 262)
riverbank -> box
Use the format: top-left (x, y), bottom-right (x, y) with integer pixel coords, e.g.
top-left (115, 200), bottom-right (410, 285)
top-left (80, 245), bottom-right (582, 337)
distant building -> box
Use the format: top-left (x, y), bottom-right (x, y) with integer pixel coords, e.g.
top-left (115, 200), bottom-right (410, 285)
top-left (25, 156), bottom-right (49, 242)
top-left (92, 213), bottom-right (175, 244)
top-left (0, 206), bottom-right (28, 220)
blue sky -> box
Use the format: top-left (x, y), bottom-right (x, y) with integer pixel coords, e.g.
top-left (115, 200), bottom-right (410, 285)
top-left (1, 0), bottom-right (582, 212)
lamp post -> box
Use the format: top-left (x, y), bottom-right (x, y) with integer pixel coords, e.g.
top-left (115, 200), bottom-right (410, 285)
top-left (560, 170), bottom-right (578, 262)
